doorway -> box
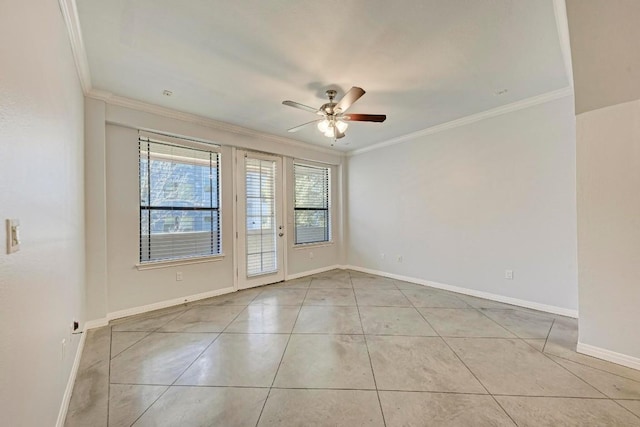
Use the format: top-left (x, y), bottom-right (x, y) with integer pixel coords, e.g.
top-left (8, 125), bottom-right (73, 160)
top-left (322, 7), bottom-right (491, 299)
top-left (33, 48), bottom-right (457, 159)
top-left (236, 150), bottom-right (285, 289)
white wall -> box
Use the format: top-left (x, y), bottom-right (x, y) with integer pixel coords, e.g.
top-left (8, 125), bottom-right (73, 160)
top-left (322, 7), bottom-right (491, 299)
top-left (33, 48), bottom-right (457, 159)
top-left (84, 100), bottom-right (344, 318)
top-left (347, 96), bottom-right (578, 312)
top-left (576, 99), bottom-right (640, 361)
top-left (0, 1), bottom-right (86, 425)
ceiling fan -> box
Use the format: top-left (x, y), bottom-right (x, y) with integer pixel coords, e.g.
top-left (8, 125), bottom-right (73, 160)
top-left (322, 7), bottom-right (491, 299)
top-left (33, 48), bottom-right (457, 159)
top-left (282, 87), bottom-right (386, 142)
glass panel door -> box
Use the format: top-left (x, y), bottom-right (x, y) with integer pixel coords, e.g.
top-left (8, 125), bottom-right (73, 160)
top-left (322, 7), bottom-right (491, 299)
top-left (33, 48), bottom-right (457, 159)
top-left (237, 151), bottom-right (284, 289)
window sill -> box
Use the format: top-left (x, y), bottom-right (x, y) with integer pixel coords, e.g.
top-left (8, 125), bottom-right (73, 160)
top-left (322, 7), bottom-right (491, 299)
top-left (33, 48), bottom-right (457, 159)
top-left (293, 241), bottom-right (335, 250)
top-left (136, 254), bottom-right (225, 270)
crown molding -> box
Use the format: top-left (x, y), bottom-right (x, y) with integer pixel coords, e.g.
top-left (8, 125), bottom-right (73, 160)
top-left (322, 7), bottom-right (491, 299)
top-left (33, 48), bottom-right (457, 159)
top-left (348, 86), bottom-right (574, 156)
top-left (552, 0), bottom-right (574, 89)
top-left (59, 0), bottom-right (92, 94)
top-left (88, 89), bottom-right (343, 156)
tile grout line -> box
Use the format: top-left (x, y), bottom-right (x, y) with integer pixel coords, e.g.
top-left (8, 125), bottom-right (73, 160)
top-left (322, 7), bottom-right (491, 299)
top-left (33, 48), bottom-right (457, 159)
top-left (407, 290), bottom-right (520, 426)
top-left (253, 278), bottom-right (313, 426)
top-left (351, 271), bottom-right (388, 427)
top-left (126, 302), bottom-right (248, 426)
top-left (545, 352), bottom-right (640, 385)
top-left (542, 318), bottom-right (555, 353)
top-left (472, 305), bottom-right (529, 339)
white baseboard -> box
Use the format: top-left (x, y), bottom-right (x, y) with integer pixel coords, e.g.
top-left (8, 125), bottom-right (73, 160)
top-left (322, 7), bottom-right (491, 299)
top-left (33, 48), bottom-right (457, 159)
top-left (83, 286), bottom-right (236, 331)
top-left (108, 286), bottom-right (235, 321)
top-left (56, 329), bottom-right (87, 427)
top-left (345, 265), bottom-right (579, 318)
top-left (577, 342), bottom-right (640, 371)
top-left (83, 318), bottom-right (109, 330)
top-left (286, 264), bottom-right (342, 280)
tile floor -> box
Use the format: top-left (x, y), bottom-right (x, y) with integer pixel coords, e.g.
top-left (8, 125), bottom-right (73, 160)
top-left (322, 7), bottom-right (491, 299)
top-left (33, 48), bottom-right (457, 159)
top-left (65, 270), bottom-right (640, 426)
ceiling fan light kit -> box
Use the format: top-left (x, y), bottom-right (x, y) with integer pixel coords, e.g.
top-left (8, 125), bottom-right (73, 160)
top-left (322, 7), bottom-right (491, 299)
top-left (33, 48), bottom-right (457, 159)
top-left (283, 86), bottom-right (386, 144)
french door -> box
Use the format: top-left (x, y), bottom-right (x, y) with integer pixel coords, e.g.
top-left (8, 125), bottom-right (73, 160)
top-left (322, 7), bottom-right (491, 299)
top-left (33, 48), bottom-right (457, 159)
top-left (236, 150), bottom-right (285, 289)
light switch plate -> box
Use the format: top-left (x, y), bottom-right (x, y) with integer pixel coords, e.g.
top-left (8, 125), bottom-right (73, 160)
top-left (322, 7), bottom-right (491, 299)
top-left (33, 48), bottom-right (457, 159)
top-left (6, 219), bottom-right (20, 254)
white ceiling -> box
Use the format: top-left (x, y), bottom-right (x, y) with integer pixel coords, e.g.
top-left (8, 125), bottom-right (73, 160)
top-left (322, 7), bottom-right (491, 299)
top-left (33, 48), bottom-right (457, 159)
top-left (77, 0), bottom-right (568, 151)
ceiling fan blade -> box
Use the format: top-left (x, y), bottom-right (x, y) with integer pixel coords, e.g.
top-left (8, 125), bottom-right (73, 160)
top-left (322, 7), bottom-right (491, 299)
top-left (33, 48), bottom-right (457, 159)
top-left (287, 119), bottom-right (322, 133)
top-left (282, 100), bottom-right (321, 115)
top-left (343, 114), bottom-right (386, 123)
top-left (334, 87), bottom-right (366, 113)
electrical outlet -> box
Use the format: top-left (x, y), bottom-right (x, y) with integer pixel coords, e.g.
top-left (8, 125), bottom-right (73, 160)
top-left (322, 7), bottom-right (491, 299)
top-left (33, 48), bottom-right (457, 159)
top-left (176, 272), bottom-right (183, 281)
top-left (380, 253), bottom-right (385, 260)
top-left (505, 270), bottom-right (514, 280)
top-left (397, 255), bottom-right (403, 263)
top-left (61, 338), bottom-right (67, 361)
top-left (308, 251), bottom-right (314, 259)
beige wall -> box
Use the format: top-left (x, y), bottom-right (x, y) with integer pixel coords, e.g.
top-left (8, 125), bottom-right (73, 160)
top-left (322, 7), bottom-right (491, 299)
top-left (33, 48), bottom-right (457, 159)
top-left (0, 1), bottom-right (86, 425)
top-left (347, 96), bottom-right (578, 313)
top-left (567, 0), bottom-right (640, 114)
top-left (85, 101), bottom-right (344, 318)
top-left (567, 0), bottom-right (640, 365)
top-left (576, 99), bottom-right (640, 360)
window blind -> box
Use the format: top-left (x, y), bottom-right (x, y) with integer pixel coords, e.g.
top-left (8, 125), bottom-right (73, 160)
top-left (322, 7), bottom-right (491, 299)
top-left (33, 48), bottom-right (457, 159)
top-left (294, 163), bottom-right (330, 244)
top-left (245, 158), bottom-right (277, 276)
top-left (139, 138), bottom-right (221, 262)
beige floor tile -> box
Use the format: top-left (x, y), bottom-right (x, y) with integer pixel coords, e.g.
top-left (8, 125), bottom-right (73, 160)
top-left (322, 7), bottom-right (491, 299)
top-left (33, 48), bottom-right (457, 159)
top-left (259, 389), bottom-right (384, 426)
top-left (380, 391), bottom-right (515, 427)
top-left (224, 305), bottom-right (300, 333)
top-left (293, 306), bottom-right (363, 334)
top-left (616, 400), bottom-right (640, 418)
top-left (456, 294), bottom-right (521, 310)
top-left (157, 305), bottom-right (244, 333)
top-left (110, 333), bottom-right (217, 385)
top-left (523, 338), bottom-right (546, 352)
top-left (195, 288), bottom-right (261, 306)
top-left (108, 384), bottom-right (167, 427)
top-left (544, 341), bottom-right (640, 383)
top-left (65, 360), bottom-right (109, 427)
top-left (133, 386), bottom-right (268, 427)
top-left (419, 308), bottom-right (515, 338)
top-left (304, 288), bottom-right (357, 306)
top-left (401, 289), bottom-right (470, 308)
top-left (111, 332), bottom-right (149, 358)
top-left (359, 306), bottom-right (437, 336)
top-left (311, 270), bottom-right (351, 283)
top-left (393, 280), bottom-right (428, 290)
top-left (367, 336), bottom-right (486, 393)
top-left (177, 333), bottom-right (288, 387)
top-left (496, 396), bottom-right (640, 427)
top-left (268, 277), bottom-right (312, 288)
top-left (274, 334), bottom-right (375, 389)
top-left (355, 289), bottom-right (412, 307)
top-left (446, 338), bottom-right (603, 397)
top-left (68, 270), bottom-right (640, 426)
top-left (250, 289), bottom-right (308, 306)
top-left (549, 356), bottom-right (640, 399)
top-left (65, 327), bottom-right (112, 427)
top-left (309, 278), bottom-right (353, 289)
top-left (111, 309), bottom-right (186, 332)
top-left (351, 276), bottom-right (397, 289)
top-left (480, 309), bottom-right (554, 338)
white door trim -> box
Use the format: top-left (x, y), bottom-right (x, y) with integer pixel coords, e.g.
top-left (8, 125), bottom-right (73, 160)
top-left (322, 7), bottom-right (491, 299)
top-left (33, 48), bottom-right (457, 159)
top-left (236, 150), bottom-right (286, 289)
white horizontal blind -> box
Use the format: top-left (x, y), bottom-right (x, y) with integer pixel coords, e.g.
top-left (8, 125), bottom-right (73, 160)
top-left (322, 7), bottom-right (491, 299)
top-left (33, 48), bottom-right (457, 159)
top-left (294, 163), bottom-right (330, 244)
top-left (139, 138), bottom-right (220, 262)
top-left (245, 157), bottom-right (277, 276)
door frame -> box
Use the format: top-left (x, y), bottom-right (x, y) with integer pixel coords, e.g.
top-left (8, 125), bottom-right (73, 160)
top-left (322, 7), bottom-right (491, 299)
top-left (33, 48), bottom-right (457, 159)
top-left (234, 149), bottom-right (287, 290)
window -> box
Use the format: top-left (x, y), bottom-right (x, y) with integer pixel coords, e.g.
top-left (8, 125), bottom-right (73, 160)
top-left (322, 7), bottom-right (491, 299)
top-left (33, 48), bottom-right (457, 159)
top-left (139, 138), bottom-right (221, 262)
top-left (294, 163), bottom-right (330, 244)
